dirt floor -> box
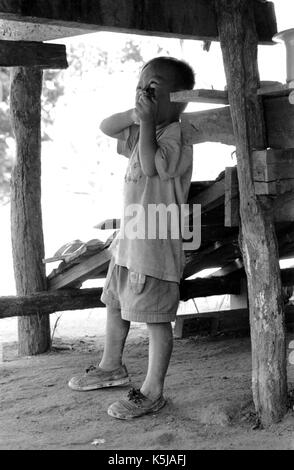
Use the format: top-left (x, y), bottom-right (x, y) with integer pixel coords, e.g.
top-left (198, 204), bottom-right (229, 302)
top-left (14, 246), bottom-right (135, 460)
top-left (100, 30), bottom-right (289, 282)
top-left (1, 328), bottom-right (294, 451)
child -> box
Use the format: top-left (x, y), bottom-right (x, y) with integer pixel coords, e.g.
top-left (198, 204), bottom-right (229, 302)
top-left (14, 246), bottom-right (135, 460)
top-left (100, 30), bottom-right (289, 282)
top-left (69, 57), bottom-right (195, 419)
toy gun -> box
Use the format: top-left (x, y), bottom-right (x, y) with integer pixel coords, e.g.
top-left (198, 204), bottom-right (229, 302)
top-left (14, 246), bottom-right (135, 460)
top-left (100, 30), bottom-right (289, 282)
top-left (142, 86), bottom-right (155, 100)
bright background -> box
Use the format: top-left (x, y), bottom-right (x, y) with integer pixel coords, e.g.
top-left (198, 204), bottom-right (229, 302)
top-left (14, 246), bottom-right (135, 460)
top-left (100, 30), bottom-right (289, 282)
top-left (0, 0), bottom-right (293, 342)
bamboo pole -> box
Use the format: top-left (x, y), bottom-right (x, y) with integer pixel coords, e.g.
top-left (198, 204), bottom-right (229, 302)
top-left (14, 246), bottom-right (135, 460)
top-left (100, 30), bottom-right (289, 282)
top-left (10, 67), bottom-right (50, 355)
top-left (215, 0), bottom-right (287, 426)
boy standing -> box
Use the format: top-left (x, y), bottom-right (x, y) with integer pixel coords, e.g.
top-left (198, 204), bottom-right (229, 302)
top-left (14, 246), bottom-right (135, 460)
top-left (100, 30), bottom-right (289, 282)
top-left (69, 57), bottom-right (195, 419)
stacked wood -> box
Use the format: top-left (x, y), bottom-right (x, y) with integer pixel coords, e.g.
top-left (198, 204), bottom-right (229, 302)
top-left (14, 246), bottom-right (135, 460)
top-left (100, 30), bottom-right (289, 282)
top-left (225, 151), bottom-right (294, 227)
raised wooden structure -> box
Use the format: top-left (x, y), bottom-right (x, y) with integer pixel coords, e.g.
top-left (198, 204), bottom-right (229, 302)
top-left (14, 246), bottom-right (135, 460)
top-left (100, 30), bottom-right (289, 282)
top-left (0, 0), bottom-right (276, 43)
top-left (1, 0), bottom-right (294, 427)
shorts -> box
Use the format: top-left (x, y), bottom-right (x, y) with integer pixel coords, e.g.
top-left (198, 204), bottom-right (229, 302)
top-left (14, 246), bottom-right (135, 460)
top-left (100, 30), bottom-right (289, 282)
top-left (101, 258), bottom-right (180, 323)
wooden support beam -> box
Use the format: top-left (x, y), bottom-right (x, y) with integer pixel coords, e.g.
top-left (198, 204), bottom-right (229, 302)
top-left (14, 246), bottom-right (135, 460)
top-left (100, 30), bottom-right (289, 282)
top-left (0, 0), bottom-right (277, 43)
top-left (2, 268), bottom-right (293, 320)
top-left (0, 40), bottom-right (68, 68)
top-left (10, 67), bottom-right (50, 356)
top-left (0, 288), bottom-right (105, 319)
top-left (216, 0), bottom-right (287, 426)
top-left (179, 274), bottom-right (240, 301)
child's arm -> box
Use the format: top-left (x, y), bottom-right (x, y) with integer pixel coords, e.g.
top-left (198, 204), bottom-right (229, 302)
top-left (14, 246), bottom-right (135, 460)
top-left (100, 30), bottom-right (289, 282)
top-left (99, 108), bottom-right (138, 138)
top-left (136, 95), bottom-right (158, 177)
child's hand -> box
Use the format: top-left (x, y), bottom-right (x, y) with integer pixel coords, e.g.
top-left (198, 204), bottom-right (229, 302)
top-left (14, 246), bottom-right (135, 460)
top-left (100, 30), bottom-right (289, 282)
top-left (131, 108), bottom-right (140, 125)
top-left (135, 93), bottom-right (157, 123)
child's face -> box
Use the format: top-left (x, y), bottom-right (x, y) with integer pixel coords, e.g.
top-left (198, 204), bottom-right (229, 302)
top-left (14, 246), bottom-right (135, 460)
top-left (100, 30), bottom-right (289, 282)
top-left (136, 62), bottom-right (181, 126)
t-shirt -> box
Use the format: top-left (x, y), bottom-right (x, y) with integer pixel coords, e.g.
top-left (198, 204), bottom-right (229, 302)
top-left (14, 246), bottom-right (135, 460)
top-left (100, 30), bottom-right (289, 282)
top-left (110, 121), bottom-right (193, 283)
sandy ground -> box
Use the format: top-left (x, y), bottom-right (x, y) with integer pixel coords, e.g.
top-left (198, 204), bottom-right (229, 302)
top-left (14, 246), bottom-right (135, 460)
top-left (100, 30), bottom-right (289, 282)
top-left (1, 327), bottom-right (294, 451)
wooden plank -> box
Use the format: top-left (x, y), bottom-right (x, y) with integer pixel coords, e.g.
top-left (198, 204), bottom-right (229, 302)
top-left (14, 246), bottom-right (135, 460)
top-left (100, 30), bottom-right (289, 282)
top-left (209, 259), bottom-right (243, 277)
top-left (94, 219), bottom-right (120, 230)
top-left (10, 67), bottom-right (50, 356)
top-left (0, 39), bottom-right (68, 68)
top-left (264, 95), bottom-right (294, 148)
top-left (172, 81), bottom-right (292, 105)
top-left (0, 0), bottom-right (277, 43)
top-left (48, 249), bottom-right (111, 290)
top-left (183, 238), bottom-right (241, 278)
top-left (181, 94), bottom-right (294, 148)
top-left (181, 107), bottom-right (235, 146)
top-left (0, 288), bottom-right (105, 319)
top-left (200, 224), bottom-right (237, 244)
top-left (257, 81), bottom-right (294, 97)
top-left (188, 181), bottom-right (215, 199)
top-left (174, 308), bottom-right (250, 338)
top-left (188, 172), bottom-right (225, 213)
top-left (0, 19), bottom-right (88, 41)
top-left (171, 89), bottom-right (229, 104)
top-left (278, 224), bottom-right (294, 258)
top-left (174, 305), bottom-right (294, 339)
top-left (252, 149), bottom-right (294, 195)
top-left (273, 192), bottom-right (294, 223)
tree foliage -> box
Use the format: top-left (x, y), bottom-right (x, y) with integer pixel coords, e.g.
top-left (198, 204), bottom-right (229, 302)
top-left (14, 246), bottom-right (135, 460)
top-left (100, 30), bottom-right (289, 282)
top-left (0, 37), bottom-right (151, 203)
top-left (0, 66), bottom-right (64, 203)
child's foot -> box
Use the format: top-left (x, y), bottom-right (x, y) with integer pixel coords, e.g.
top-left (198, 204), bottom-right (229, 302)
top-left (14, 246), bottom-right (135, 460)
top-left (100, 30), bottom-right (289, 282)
top-left (107, 388), bottom-right (166, 419)
top-left (68, 364), bottom-right (130, 391)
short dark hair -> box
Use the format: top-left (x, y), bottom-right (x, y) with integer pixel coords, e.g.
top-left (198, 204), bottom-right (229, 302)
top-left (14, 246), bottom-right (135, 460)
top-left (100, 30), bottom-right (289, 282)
top-left (142, 56), bottom-right (195, 91)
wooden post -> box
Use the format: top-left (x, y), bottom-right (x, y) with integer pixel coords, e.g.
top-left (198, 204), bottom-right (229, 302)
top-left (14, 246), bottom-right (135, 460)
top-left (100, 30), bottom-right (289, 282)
top-left (215, 0), bottom-right (287, 426)
top-left (10, 67), bottom-right (50, 355)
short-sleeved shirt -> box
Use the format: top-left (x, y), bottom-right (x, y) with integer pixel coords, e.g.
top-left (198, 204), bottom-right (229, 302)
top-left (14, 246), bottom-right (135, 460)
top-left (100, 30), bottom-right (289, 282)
top-left (110, 121), bottom-right (193, 283)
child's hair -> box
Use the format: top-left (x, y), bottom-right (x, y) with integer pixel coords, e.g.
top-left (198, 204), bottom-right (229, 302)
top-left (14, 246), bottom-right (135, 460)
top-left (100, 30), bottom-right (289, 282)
top-left (142, 56), bottom-right (195, 91)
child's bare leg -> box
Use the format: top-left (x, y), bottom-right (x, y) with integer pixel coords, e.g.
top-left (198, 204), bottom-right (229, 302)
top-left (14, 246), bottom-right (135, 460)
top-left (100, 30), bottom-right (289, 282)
top-left (99, 305), bottom-right (130, 371)
top-left (140, 322), bottom-right (173, 400)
